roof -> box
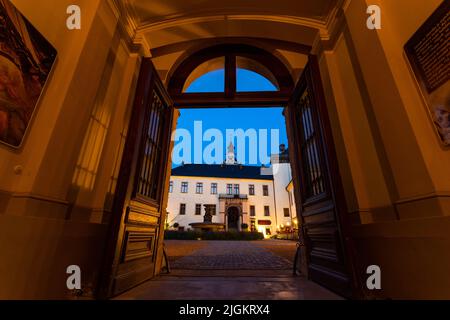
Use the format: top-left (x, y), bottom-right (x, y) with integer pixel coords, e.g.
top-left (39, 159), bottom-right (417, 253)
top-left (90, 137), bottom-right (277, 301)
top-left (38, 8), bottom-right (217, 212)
top-left (171, 164), bottom-right (273, 180)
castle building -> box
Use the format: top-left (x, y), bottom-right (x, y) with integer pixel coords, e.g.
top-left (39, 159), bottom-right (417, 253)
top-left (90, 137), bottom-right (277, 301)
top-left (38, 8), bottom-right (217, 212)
top-left (166, 143), bottom-right (295, 237)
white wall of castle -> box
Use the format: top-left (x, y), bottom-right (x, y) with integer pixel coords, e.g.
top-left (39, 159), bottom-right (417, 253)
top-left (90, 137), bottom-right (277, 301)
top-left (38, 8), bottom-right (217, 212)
top-left (272, 162), bottom-right (295, 228)
top-left (166, 163), bottom-right (295, 236)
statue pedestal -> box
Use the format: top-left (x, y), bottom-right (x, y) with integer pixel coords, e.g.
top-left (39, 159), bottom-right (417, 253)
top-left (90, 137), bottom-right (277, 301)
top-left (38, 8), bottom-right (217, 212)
top-left (189, 204), bottom-right (225, 232)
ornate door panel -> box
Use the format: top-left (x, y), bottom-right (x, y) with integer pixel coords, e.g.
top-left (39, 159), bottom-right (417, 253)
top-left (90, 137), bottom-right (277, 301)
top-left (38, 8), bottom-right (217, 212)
top-left (99, 58), bottom-right (173, 298)
top-left (287, 56), bottom-right (356, 297)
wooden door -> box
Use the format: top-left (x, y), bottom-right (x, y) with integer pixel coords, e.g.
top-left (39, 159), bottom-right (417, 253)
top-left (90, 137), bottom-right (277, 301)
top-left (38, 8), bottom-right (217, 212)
top-left (98, 58), bottom-right (173, 298)
top-left (286, 56), bottom-right (357, 297)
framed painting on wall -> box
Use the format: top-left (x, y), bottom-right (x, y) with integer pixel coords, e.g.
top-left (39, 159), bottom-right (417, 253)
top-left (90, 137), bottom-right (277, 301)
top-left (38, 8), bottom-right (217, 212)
top-left (0, 0), bottom-right (57, 148)
top-left (404, 1), bottom-right (450, 148)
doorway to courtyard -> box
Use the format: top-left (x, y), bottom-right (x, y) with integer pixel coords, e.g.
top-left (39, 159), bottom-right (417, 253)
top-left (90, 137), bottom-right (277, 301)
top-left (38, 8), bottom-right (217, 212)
top-left (164, 102), bottom-right (300, 286)
top-left (101, 44), bottom-right (357, 300)
top-left (166, 105), bottom-right (295, 235)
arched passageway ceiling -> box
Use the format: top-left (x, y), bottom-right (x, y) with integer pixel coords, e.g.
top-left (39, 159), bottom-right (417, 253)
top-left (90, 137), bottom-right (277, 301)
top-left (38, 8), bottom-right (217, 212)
top-left (124, 0), bottom-right (346, 47)
top-left (116, 0), bottom-right (347, 81)
top-left (130, 0), bottom-right (339, 24)
top-left (143, 20), bottom-right (319, 52)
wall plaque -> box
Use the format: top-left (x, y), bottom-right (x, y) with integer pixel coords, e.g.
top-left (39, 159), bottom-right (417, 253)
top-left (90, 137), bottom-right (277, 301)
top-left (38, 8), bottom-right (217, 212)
top-left (405, 1), bottom-right (450, 147)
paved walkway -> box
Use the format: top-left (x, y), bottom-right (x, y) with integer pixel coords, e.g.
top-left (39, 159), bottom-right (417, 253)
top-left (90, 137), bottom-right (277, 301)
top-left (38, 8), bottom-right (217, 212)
top-left (169, 240), bottom-right (292, 270)
top-left (115, 240), bottom-right (342, 300)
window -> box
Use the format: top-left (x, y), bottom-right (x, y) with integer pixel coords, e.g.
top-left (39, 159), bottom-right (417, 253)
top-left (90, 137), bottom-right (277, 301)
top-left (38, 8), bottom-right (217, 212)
top-left (263, 185), bottom-right (269, 196)
top-left (250, 219), bottom-right (256, 232)
top-left (250, 205), bottom-right (256, 217)
top-left (264, 206), bottom-right (270, 216)
top-left (226, 184), bottom-right (233, 195)
top-left (249, 184), bottom-right (255, 195)
top-left (234, 184), bottom-right (240, 195)
top-left (179, 203), bottom-right (186, 215)
top-left (236, 56), bottom-right (279, 92)
top-left (169, 181), bottom-right (173, 193)
top-left (136, 89), bottom-right (168, 200)
top-left (182, 56), bottom-right (283, 94)
top-left (181, 182), bottom-right (188, 193)
top-left (183, 57), bottom-right (225, 93)
top-left (298, 90), bottom-right (325, 198)
top-left (195, 204), bottom-right (202, 215)
top-left (211, 183), bottom-right (217, 194)
top-left (284, 208), bottom-right (290, 217)
top-left (211, 204), bottom-right (217, 215)
top-left (196, 182), bottom-right (203, 194)
top-left (171, 44), bottom-right (294, 97)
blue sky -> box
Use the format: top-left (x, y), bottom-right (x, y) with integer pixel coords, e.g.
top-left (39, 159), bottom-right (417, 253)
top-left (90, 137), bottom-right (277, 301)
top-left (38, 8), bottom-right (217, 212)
top-left (173, 69), bottom-right (288, 166)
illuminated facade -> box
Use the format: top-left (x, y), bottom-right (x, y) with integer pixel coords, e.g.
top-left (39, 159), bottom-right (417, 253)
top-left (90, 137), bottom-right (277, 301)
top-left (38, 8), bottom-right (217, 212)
top-left (166, 144), bottom-right (296, 237)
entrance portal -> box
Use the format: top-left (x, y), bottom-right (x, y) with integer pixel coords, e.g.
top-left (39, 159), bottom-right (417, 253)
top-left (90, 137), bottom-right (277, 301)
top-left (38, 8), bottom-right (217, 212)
top-left (227, 207), bottom-right (240, 231)
top-left (104, 44), bottom-right (356, 299)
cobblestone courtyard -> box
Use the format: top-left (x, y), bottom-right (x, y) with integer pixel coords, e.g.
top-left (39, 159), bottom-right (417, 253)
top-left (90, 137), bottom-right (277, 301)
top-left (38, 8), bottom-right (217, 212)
top-left (116, 240), bottom-right (342, 300)
top-left (167, 240), bottom-right (294, 270)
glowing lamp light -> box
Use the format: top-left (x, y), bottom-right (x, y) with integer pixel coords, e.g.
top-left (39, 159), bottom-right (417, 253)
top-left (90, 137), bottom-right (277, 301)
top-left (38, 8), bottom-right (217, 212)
top-left (258, 226), bottom-right (270, 239)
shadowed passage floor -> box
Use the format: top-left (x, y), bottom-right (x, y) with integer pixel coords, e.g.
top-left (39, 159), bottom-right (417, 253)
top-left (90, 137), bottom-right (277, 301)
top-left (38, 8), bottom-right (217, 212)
top-left (116, 240), bottom-right (341, 300)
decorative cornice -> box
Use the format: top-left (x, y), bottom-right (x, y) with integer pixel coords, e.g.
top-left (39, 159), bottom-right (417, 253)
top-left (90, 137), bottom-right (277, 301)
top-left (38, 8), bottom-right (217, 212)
top-left (136, 14), bottom-right (330, 39)
top-left (311, 33), bottom-right (323, 56)
top-left (133, 34), bottom-right (152, 57)
top-left (318, 0), bottom-right (349, 51)
top-left (109, 0), bottom-right (152, 55)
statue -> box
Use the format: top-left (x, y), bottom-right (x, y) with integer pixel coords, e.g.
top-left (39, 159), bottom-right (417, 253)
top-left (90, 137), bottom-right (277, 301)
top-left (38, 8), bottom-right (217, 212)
top-left (203, 205), bottom-right (213, 223)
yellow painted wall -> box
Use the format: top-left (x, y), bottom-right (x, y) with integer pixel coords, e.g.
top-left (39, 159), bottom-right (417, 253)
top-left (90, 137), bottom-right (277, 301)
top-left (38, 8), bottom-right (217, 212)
top-left (319, 0), bottom-right (450, 298)
top-left (320, 32), bottom-right (398, 223)
top-left (342, 0), bottom-right (449, 219)
top-left (0, 0), bottom-right (101, 194)
top-left (0, 0), bottom-right (141, 298)
top-left (367, 0), bottom-right (450, 215)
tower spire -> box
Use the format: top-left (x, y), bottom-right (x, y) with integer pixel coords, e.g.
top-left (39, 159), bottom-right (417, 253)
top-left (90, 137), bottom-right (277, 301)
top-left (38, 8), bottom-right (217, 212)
top-left (226, 142), bottom-right (236, 165)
